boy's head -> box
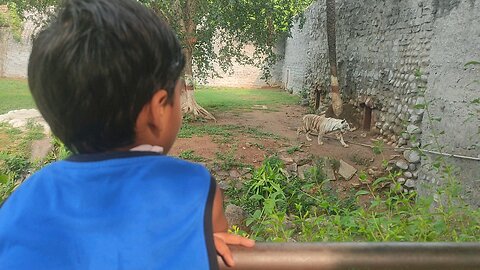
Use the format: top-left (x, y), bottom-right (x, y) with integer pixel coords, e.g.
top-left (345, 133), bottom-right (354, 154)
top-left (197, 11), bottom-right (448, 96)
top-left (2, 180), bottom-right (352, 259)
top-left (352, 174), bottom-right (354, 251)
top-left (28, 0), bottom-right (185, 154)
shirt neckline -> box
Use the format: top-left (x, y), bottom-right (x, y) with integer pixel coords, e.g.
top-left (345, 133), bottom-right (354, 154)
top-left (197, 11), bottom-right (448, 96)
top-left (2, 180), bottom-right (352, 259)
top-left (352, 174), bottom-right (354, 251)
top-left (66, 151), bottom-right (163, 162)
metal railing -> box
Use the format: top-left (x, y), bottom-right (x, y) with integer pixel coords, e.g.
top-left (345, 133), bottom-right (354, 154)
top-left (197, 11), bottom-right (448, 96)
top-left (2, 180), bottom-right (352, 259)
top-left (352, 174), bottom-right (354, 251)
top-left (218, 243), bottom-right (480, 270)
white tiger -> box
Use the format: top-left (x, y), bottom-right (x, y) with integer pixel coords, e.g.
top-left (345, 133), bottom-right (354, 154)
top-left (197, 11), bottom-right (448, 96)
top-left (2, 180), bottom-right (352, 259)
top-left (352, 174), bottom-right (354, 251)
top-left (297, 114), bottom-right (350, 147)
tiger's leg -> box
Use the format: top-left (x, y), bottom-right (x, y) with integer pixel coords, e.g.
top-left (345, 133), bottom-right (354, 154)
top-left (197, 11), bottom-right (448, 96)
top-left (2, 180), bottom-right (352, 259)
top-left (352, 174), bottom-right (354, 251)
top-left (336, 133), bottom-right (349, 148)
top-left (305, 132), bottom-right (313, 141)
top-left (317, 132), bottom-right (324, 145)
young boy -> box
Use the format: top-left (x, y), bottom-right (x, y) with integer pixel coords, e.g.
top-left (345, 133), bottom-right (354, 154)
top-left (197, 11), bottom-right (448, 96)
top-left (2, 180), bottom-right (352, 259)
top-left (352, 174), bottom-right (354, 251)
top-left (0, 0), bottom-right (253, 269)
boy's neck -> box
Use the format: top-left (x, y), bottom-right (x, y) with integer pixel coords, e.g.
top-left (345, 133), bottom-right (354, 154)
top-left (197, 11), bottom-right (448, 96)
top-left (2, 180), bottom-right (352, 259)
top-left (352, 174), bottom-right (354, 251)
top-left (130, 144), bottom-right (164, 153)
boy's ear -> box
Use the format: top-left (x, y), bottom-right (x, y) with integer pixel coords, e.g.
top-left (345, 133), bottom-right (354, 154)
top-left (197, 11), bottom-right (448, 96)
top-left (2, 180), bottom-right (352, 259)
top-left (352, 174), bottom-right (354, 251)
top-left (135, 89), bottom-right (170, 143)
top-left (150, 89), bottom-right (169, 111)
top-left (137, 90), bottom-right (169, 135)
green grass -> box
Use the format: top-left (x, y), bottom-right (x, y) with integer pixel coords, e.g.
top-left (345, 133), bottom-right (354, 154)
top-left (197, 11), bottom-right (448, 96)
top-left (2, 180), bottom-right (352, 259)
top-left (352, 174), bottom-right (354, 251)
top-left (0, 79), bottom-right (35, 114)
top-left (195, 87), bottom-right (299, 112)
top-left (179, 122), bottom-right (280, 140)
top-left (178, 150), bottom-right (205, 162)
top-left (0, 79), bottom-right (298, 114)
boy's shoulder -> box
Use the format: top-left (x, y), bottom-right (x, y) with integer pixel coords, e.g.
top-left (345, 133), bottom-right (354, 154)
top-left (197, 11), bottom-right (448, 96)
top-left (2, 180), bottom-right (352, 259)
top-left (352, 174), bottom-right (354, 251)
top-left (1, 153), bottom-right (212, 208)
top-left (58, 153), bottom-right (211, 182)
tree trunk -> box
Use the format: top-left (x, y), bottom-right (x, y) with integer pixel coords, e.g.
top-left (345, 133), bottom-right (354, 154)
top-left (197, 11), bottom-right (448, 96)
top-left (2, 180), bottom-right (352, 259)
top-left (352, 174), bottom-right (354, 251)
top-left (180, 47), bottom-right (216, 121)
top-left (326, 0), bottom-right (343, 117)
top-left (180, 0), bottom-right (216, 121)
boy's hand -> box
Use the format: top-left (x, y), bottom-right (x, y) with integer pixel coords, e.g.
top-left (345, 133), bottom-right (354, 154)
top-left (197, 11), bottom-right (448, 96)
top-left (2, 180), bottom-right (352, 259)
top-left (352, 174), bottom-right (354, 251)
top-left (214, 232), bottom-right (255, 267)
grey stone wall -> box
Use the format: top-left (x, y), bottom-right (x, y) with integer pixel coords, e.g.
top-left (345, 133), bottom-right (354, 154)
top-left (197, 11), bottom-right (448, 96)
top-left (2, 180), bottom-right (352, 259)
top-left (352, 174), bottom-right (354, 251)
top-left (277, 0), bottom-right (479, 204)
top-left (0, 14), bottom-right (34, 78)
top-left (0, 28), bottom-right (8, 76)
top-left (280, 1), bottom-right (328, 94)
top-left (3, 35), bottom-right (31, 78)
top-left (418, 0), bottom-right (480, 207)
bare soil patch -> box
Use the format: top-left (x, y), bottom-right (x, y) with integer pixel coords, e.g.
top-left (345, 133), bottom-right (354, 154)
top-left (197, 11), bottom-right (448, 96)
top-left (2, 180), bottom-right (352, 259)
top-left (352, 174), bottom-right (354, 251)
top-left (173, 103), bottom-right (396, 190)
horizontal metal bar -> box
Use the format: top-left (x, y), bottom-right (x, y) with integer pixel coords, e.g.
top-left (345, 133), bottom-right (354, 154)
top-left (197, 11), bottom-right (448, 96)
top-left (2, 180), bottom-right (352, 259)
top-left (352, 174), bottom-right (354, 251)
top-left (218, 242), bottom-right (480, 270)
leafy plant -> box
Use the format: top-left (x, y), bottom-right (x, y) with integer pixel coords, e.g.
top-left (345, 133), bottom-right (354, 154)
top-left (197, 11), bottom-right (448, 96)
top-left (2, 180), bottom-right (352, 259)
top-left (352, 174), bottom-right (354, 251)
top-left (226, 154), bottom-right (480, 242)
top-left (179, 150), bottom-right (205, 162)
top-left (286, 145), bottom-right (302, 154)
top-left (214, 151), bottom-right (244, 171)
top-left (0, 3), bottom-right (23, 41)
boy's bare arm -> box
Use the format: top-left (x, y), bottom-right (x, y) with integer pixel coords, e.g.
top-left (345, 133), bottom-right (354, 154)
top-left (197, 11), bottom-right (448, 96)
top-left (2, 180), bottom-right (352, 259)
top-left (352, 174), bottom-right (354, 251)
top-left (212, 186), bottom-right (228, 232)
top-left (212, 186), bottom-right (255, 267)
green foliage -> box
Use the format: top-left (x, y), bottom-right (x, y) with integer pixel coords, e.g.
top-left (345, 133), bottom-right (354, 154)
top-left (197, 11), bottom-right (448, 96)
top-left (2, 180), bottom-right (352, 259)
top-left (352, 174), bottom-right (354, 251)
top-left (464, 61), bottom-right (480, 67)
top-left (0, 0), bottom-right (59, 24)
top-left (0, 121), bottom-right (44, 156)
top-left (0, 3), bottom-right (23, 41)
top-left (227, 156), bottom-right (480, 242)
top-left (0, 152), bottom-right (30, 203)
top-left (42, 137), bottom-right (71, 164)
top-left (286, 145), bottom-right (301, 155)
top-left (139, 0), bottom-right (314, 81)
top-left (372, 140), bottom-right (384, 155)
top-left (0, 172), bottom-right (17, 203)
top-left (214, 151), bottom-right (244, 171)
top-left (179, 150), bottom-right (205, 162)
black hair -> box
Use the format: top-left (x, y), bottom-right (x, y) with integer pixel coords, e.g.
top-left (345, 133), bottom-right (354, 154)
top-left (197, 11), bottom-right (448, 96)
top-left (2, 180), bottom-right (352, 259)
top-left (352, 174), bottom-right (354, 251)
top-left (28, 0), bottom-right (185, 154)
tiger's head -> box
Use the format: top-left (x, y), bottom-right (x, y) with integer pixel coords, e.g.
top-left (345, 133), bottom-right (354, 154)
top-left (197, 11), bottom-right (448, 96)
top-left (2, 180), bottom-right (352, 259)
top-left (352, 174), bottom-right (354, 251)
top-left (338, 119), bottom-right (350, 132)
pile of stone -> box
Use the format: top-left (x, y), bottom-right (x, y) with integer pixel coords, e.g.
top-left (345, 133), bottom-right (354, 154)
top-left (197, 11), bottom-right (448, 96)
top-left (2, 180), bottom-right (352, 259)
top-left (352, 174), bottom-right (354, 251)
top-left (0, 109), bottom-right (50, 135)
top-left (391, 149), bottom-right (422, 193)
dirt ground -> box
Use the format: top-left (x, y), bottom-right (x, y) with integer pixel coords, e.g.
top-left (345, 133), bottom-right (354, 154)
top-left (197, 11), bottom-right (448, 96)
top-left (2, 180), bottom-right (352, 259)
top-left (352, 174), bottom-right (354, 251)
top-left (171, 103), bottom-right (396, 190)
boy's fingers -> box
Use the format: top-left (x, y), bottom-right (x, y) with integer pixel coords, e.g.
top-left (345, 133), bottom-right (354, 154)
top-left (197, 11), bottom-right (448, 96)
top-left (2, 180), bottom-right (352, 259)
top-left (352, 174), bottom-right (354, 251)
top-left (214, 236), bottom-right (235, 267)
top-left (222, 233), bottom-right (256, 247)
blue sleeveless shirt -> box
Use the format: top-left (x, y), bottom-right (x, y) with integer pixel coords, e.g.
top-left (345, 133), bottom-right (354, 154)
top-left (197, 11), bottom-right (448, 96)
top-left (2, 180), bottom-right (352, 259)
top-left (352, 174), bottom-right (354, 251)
top-left (0, 151), bottom-right (218, 270)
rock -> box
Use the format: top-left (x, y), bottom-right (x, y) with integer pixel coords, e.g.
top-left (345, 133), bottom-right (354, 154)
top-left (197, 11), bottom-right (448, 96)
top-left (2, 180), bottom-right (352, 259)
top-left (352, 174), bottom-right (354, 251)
top-left (410, 142), bottom-right (421, 148)
top-left (409, 114), bottom-right (422, 124)
top-left (338, 160), bottom-right (357, 180)
top-left (398, 177), bottom-right (406, 184)
top-left (0, 109), bottom-right (51, 135)
top-left (407, 124), bottom-right (422, 134)
top-left (324, 164), bottom-right (336, 181)
top-left (409, 163), bottom-right (417, 171)
top-left (405, 179), bottom-right (416, 188)
top-left (218, 181), bottom-right (229, 190)
top-left (241, 168), bottom-right (252, 175)
top-left (297, 165), bottom-right (313, 180)
top-left (30, 138), bottom-right (53, 161)
top-left (404, 171), bottom-right (413, 178)
top-left (294, 155), bottom-right (312, 166)
top-left (216, 170), bottom-right (229, 178)
top-left (225, 204), bottom-right (246, 227)
top-left (286, 163), bottom-right (298, 173)
top-left (395, 160), bottom-right (409, 170)
top-left (352, 182), bottom-right (362, 188)
top-left (229, 169), bottom-right (241, 179)
top-left (404, 150), bottom-right (421, 163)
top-left (252, 105), bottom-right (268, 110)
top-left (280, 156), bottom-right (295, 165)
top-left (401, 132), bottom-right (411, 140)
top-left (243, 173), bottom-right (253, 179)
